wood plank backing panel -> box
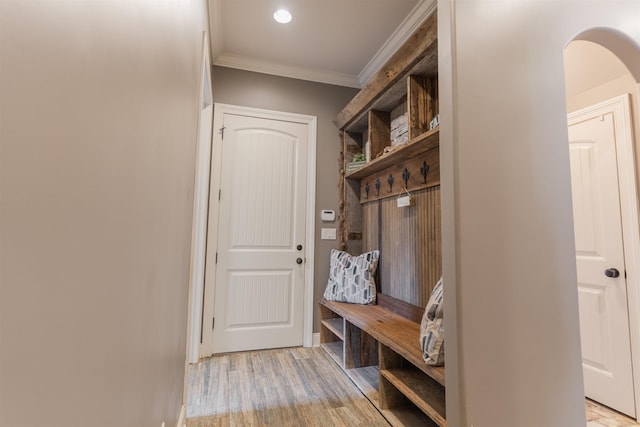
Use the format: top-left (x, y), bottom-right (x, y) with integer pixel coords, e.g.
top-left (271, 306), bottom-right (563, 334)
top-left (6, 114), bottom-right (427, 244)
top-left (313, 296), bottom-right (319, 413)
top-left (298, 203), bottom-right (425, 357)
top-left (361, 186), bottom-right (441, 307)
top-left (416, 185), bottom-right (442, 306)
top-left (384, 186), bottom-right (441, 306)
top-left (377, 293), bottom-right (424, 324)
top-left (379, 194), bottom-right (412, 303)
top-left (362, 200), bottom-right (378, 254)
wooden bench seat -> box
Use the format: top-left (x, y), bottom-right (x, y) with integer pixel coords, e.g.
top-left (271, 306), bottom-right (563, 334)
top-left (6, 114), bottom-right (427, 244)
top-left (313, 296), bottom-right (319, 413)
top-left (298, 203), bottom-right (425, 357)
top-left (320, 298), bottom-right (445, 387)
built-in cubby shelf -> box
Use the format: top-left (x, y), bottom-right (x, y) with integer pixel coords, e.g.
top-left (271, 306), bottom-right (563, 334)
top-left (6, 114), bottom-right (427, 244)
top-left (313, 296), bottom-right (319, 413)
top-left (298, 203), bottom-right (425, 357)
top-left (345, 126), bottom-right (439, 181)
top-left (320, 317), bottom-right (344, 340)
top-left (381, 366), bottom-right (446, 426)
top-left (328, 7), bottom-right (444, 426)
top-left (320, 341), bottom-right (343, 367)
top-left (320, 298), bottom-right (446, 426)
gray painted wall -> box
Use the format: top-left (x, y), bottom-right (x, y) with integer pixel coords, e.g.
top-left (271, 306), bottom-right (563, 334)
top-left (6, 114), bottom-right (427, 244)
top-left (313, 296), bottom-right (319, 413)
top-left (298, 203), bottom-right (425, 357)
top-left (210, 66), bottom-right (359, 332)
top-left (0, 2), bottom-right (208, 426)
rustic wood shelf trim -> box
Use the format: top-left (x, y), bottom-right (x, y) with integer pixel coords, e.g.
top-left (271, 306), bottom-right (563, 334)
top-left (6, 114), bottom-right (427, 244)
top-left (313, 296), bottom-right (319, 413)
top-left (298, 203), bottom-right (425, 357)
top-left (381, 368), bottom-right (446, 426)
top-left (335, 12), bottom-right (438, 130)
top-left (321, 318), bottom-right (344, 340)
top-left (346, 127), bottom-right (439, 180)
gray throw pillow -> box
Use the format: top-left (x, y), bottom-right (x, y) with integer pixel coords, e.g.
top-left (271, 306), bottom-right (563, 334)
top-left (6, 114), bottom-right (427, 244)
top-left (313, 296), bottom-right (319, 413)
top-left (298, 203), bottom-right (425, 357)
top-left (323, 249), bottom-right (380, 305)
top-left (420, 277), bottom-right (444, 366)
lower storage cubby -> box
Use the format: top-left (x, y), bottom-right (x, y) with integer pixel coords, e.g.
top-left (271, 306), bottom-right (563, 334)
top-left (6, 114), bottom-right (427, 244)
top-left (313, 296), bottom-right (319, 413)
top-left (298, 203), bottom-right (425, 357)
top-left (345, 321), bottom-right (378, 369)
top-left (321, 340), bottom-right (344, 367)
top-left (346, 365), bottom-right (438, 427)
top-left (380, 368), bottom-right (445, 426)
top-left (379, 344), bottom-right (446, 426)
top-left (345, 365), bottom-right (380, 402)
top-left (380, 400), bottom-right (439, 427)
top-left (319, 299), bottom-right (446, 426)
top-left (320, 305), bottom-right (344, 367)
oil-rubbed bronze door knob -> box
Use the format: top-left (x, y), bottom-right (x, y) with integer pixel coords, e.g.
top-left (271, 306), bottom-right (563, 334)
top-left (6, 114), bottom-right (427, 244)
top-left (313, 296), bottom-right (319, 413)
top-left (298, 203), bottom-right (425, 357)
top-left (604, 268), bottom-right (620, 278)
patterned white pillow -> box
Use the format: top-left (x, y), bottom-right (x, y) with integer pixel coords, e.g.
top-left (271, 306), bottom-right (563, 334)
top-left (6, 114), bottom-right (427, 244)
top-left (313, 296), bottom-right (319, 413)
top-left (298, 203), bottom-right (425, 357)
top-left (420, 277), bottom-right (444, 366)
top-left (323, 249), bottom-right (380, 305)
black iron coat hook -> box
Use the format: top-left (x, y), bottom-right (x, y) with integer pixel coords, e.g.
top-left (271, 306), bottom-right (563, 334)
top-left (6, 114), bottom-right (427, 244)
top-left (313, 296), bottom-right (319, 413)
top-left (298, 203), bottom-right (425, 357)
top-left (402, 168), bottom-right (410, 187)
top-left (421, 161), bottom-right (430, 184)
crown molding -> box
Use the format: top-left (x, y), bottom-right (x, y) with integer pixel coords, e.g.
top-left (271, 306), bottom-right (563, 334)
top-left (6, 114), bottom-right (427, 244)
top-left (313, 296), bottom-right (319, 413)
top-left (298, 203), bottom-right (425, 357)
top-left (358, 0), bottom-right (437, 87)
top-left (214, 53), bottom-right (362, 88)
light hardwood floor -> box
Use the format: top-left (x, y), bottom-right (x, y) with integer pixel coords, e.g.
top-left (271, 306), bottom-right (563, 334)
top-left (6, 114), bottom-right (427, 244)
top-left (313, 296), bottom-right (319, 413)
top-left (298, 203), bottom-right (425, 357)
top-left (587, 399), bottom-right (640, 427)
top-left (186, 347), bottom-right (390, 426)
top-left (187, 347), bottom-right (639, 426)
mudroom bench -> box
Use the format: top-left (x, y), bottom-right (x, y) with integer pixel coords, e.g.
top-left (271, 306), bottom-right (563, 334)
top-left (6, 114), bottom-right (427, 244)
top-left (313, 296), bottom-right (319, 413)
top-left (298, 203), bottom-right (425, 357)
top-left (320, 296), bottom-right (446, 426)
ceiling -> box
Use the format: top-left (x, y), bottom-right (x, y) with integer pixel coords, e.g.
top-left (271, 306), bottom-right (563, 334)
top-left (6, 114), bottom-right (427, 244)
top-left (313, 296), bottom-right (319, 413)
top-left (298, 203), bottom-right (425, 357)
top-left (209, 0), bottom-right (435, 88)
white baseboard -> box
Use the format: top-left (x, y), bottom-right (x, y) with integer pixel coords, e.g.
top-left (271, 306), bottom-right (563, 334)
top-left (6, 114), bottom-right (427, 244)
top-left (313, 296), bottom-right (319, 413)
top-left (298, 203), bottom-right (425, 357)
top-left (312, 332), bottom-right (320, 347)
top-left (177, 404), bottom-right (186, 427)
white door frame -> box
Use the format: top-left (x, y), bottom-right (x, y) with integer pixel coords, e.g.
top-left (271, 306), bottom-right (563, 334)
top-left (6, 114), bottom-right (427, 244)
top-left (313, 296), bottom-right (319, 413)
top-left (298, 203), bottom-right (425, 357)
top-left (185, 32), bottom-right (213, 365)
top-left (200, 103), bottom-right (317, 357)
top-left (568, 93), bottom-right (640, 418)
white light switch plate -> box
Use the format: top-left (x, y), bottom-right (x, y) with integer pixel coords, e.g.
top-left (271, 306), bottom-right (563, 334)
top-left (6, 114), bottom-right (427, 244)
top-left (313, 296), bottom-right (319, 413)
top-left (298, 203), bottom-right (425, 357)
top-left (321, 228), bottom-right (337, 240)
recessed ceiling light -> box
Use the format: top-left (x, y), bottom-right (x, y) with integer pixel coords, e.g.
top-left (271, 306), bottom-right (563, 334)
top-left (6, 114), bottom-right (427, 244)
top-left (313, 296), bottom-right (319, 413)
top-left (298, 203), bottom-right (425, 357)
top-left (273, 9), bottom-right (292, 24)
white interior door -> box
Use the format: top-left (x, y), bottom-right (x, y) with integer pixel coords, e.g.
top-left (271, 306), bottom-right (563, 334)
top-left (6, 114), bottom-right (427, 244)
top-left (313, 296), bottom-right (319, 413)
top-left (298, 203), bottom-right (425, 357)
top-left (569, 102), bottom-right (636, 417)
top-left (211, 112), bottom-right (308, 353)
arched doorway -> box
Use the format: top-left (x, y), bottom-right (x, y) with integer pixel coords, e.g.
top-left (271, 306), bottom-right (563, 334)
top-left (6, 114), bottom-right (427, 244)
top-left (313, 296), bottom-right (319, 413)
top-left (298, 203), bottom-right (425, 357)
top-left (564, 31), bottom-right (640, 419)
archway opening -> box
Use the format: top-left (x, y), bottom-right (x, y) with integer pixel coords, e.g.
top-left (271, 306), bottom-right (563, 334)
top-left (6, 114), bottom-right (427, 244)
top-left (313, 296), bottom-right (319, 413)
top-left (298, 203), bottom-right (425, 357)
top-left (564, 30), bottom-right (640, 421)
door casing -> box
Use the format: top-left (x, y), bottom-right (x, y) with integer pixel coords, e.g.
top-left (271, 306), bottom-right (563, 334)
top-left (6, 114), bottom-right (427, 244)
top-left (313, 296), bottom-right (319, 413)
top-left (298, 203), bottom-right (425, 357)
top-left (185, 32), bottom-right (213, 365)
top-left (200, 103), bottom-right (317, 357)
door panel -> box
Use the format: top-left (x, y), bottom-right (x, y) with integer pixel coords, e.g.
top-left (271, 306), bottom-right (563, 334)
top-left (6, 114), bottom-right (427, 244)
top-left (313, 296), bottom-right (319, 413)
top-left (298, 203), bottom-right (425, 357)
top-left (570, 143), bottom-right (602, 257)
top-left (569, 109), bottom-right (636, 417)
top-left (578, 284), bottom-right (611, 372)
top-left (212, 113), bottom-right (308, 353)
top-left (226, 271), bottom-right (292, 328)
top-left (228, 129), bottom-right (295, 248)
